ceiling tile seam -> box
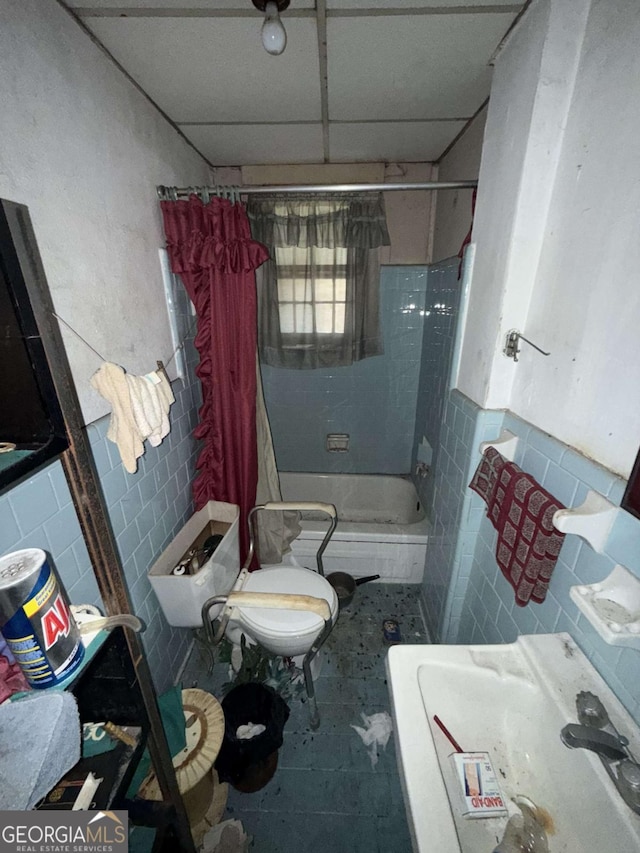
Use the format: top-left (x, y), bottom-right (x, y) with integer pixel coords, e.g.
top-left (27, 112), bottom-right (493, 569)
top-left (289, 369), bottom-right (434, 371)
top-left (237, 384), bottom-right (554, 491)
top-left (177, 118), bottom-right (472, 126)
top-left (328, 5), bottom-right (523, 17)
top-left (179, 121), bottom-right (322, 127)
top-left (75, 4), bottom-right (524, 19)
top-left (73, 8), bottom-right (317, 18)
top-left (435, 96), bottom-right (489, 163)
top-left (56, 1), bottom-right (215, 168)
top-left (489, 0), bottom-right (533, 64)
top-left (316, 0), bottom-right (330, 163)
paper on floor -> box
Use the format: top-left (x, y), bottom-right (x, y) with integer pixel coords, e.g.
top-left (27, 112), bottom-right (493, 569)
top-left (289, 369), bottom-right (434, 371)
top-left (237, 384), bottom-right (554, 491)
top-left (201, 819), bottom-right (250, 853)
top-left (351, 711), bottom-right (393, 768)
top-left (236, 722), bottom-right (266, 740)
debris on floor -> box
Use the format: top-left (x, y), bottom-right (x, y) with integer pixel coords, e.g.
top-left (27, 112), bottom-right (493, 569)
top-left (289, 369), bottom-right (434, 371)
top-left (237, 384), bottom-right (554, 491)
top-left (383, 619), bottom-right (402, 643)
top-left (236, 722), bottom-right (266, 740)
top-left (201, 819), bottom-right (250, 853)
top-left (351, 711), bottom-right (393, 768)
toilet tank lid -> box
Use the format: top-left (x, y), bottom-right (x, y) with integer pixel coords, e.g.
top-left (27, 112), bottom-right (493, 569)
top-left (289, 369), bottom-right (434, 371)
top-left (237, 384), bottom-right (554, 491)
top-left (240, 567), bottom-right (336, 635)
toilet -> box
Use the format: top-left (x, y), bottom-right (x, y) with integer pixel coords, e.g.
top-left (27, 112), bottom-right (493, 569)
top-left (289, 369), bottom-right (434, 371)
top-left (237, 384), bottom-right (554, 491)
top-left (149, 500), bottom-right (339, 667)
top-left (224, 562), bottom-right (339, 660)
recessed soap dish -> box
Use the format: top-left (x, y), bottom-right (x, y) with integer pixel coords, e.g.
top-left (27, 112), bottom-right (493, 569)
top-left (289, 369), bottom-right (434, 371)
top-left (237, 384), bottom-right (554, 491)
top-left (570, 564), bottom-right (640, 649)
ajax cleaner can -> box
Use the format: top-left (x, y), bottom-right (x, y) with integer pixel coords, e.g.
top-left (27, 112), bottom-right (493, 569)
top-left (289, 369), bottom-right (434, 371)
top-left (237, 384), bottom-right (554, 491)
top-left (0, 548), bottom-right (84, 688)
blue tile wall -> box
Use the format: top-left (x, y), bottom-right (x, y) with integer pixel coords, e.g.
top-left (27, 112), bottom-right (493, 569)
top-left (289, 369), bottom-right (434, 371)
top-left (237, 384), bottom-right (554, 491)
top-left (439, 405), bottom-right (640, 726)
top-left (0, 287), bottom-right (201, 694)
top-left (419, 391), bottom-right (505, 639)
top-left (261, 266), bottom-right (427, 474)
top-left (413, 256), bottom-right (463, 513)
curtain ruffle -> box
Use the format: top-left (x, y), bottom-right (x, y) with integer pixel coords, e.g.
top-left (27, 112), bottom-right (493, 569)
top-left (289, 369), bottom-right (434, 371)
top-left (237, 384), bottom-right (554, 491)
top-left (247, 194), bottom-right (390, 249)
top-left (161, 195), bottom-right (269, 275)
top-left (160, 195), bottom-right (263, 563)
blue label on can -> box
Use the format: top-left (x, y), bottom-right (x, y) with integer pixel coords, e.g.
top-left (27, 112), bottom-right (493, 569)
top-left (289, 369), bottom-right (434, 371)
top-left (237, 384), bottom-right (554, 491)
top-left (2, 560), bottom-right (84, 688)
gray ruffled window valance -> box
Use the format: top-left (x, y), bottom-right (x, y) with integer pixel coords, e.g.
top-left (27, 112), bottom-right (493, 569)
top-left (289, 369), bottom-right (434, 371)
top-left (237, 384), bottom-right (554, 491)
top-left (248, 194), bottom-right (391, 370)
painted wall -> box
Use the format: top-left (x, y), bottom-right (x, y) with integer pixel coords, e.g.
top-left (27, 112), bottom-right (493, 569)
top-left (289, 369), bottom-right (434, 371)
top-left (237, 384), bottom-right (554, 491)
top-left (261, 266), bottom-right (427, 474)
top-left (419, 0), bottom-right (640, 748)
top-left (455, 0), bottom-right (553, 408)
top-left (457, 0), bottom-right (639, 477)
top-left (507, 0), bottom-right (640, 475)
top-left (0, 0), bottom-right (212, 689)
top-left (431, 106), bottom-right (487, 263)
top-left (214, 162), bottom-right (437, 265)
top-left (0, 337), bottom-right (201, 693)
top-left (0, 0), bottom-right (210, 425)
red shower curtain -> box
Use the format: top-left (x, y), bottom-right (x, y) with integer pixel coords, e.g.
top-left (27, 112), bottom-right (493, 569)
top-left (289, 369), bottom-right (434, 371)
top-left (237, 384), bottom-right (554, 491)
top-left (160, 195), bottom-right (269, 564)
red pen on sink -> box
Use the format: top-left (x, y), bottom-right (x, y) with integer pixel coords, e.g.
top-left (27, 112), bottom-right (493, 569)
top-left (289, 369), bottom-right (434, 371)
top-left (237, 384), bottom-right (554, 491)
top-left (433, 715), bottom-right (463, 753)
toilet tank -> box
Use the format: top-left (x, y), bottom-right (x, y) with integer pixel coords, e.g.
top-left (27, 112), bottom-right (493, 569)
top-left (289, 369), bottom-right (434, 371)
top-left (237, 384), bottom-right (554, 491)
top-left (148, 501), bottom-right (240, 628)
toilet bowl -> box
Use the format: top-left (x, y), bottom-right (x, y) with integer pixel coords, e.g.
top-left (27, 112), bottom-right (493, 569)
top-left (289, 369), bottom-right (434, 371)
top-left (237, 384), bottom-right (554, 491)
top-left (225, 565), bottom-right (339, 659)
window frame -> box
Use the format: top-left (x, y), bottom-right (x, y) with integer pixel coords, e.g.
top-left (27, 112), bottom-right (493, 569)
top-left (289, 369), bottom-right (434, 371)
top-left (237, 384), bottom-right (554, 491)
top-left (274, 244), bottom-right (348, 340)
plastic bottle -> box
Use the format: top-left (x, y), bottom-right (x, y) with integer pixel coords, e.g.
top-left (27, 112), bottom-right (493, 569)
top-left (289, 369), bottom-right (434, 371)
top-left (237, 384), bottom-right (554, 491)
top-left (493, 797), bottom-right (549, 853)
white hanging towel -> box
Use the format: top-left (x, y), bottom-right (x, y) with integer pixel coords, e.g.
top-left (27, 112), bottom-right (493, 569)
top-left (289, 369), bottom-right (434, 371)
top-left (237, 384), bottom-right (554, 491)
top-left (90, 362), bottom-right (175, 473)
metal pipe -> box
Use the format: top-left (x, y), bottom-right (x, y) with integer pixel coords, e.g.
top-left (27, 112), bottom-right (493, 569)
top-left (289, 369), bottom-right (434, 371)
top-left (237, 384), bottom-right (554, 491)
top-left (158, 180), bottom-right (477, 199)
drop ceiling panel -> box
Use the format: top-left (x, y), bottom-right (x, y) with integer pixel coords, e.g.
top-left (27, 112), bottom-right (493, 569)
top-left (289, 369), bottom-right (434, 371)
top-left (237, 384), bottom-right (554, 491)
top-left (86, 17), bottom-right (321, 122)
top-left (327, 13), bottom-right (514, 120)
top-left (328, 0), bottom-right (519, 8)
top-left (73, 1), bottom-right (316, 9)
top-left (329, 121), bottom-right (465, 162)
top-left (181, 124), bottom-right (325, 166)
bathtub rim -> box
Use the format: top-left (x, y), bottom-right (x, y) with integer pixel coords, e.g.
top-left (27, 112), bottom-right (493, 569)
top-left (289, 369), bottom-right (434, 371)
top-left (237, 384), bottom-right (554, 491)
top-left (279, 470), bottom-right (426, 526)
top-left (294, 516), bottom-right (430, 544)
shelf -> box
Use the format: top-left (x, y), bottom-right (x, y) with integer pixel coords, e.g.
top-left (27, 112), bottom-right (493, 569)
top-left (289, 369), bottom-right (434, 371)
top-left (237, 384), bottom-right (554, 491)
top-left (36, 726), bottom-right (145, 812)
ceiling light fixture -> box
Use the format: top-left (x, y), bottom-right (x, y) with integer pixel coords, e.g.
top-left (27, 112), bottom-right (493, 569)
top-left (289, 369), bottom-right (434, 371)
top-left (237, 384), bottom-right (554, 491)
top-left (252, 0), bottom-right (290, 56)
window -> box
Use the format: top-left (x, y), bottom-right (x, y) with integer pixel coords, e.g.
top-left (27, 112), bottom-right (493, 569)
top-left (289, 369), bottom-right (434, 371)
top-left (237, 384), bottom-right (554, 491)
top-left (248, 193), bottom-right (390, 369)
top-left (275, 245), bottom-right (347, 336)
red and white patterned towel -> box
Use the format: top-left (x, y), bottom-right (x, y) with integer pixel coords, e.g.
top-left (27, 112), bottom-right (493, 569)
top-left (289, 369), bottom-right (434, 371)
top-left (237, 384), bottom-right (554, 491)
top-left (470, 449), bottom-right (566, 607)
top-left (469, 446), bottom-right (508, 510)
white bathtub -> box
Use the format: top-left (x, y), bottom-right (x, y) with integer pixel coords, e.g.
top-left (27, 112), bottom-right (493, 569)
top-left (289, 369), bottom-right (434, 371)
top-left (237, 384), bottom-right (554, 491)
top-left (279, 472), bottom-right (429, 583)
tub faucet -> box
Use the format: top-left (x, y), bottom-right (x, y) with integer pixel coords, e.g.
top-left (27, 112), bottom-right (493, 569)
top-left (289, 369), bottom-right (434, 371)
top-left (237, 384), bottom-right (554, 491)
top-left (561, 691), bottom-right (640, 815)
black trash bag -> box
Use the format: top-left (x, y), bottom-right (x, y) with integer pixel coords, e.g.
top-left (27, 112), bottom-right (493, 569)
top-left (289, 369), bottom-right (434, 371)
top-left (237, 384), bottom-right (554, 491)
top-left (214, 682), bottom-right (290, 788)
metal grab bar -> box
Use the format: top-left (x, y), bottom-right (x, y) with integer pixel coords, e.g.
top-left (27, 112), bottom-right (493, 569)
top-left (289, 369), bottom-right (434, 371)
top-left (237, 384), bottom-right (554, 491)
top-left (245, 501), bottom-right (338, 576)
top-left (201, 590), bottom-right (333, 730)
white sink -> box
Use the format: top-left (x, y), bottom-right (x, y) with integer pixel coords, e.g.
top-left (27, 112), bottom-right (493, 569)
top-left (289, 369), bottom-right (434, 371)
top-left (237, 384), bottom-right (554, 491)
top-left (386, 633), bottom-right (640, 853)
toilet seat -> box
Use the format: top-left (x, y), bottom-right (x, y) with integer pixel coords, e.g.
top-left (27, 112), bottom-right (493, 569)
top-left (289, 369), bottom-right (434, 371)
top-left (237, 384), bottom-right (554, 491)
top-left (238, 567), bottom-right (338, 637)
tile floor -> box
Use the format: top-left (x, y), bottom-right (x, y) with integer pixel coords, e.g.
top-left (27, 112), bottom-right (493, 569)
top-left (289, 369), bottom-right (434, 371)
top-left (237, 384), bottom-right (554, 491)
top-left (182, 583), bottom-right (430, 852)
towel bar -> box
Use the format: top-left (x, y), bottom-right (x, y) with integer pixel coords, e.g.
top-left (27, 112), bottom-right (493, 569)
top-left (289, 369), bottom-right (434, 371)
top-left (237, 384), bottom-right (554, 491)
top-left (552, 489), bottom-right (618, 553)
top-left (478, 429), bottom-right (519, 462)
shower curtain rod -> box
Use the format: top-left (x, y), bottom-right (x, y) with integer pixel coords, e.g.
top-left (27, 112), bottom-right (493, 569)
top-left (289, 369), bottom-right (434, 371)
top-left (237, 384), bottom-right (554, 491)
top-left (157, 180), bottom-right (477, 199)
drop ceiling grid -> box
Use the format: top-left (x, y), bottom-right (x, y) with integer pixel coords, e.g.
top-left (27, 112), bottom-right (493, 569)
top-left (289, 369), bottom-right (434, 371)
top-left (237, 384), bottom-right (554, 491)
top-left (326, 13), bottom-right (513, 121)
top-left (184, 123), bottom-right (325, 165)
top-left (76, 2), bottom-right (523, 165)
top-left (70, 1), bottom-right (317, 9)
top-left (329, 0), bottom-right (518, 8)
top-left (86, 17), bottom-right (322, 123)
top-left (70, 1), bottom-right (519, 11)
top-left (328, 120), bottom-right (467, 162)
